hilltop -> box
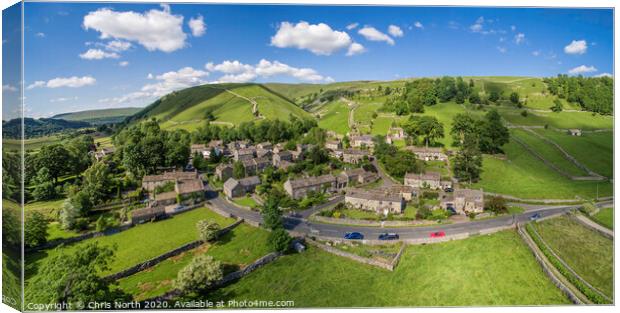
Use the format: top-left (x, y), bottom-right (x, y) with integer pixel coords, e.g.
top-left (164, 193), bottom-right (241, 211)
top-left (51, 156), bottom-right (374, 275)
top-left (52, 107), bottom-right (142, 125)
top-left (126, 83), bottom-right (314, 131)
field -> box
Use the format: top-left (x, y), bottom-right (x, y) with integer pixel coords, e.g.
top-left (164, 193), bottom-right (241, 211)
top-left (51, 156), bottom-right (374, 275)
top-left (591, 207), bottom-right (613, 230)
top-left (3, 135), bottom-right (62, 151)
top-left (25, 207), bottom-right (235, 282)
top-left (533, 129), bottom-right (613, 178)
top-left (533, 215), bottom-right (613, 299)
top-left (511, 128), bottom-right (588, 177)
top-left (52, 107), bottom-right (141, 124)
top-left (118, 223), bottom-right (270, 300)
top-left (316, 100), bottom-right (350, 135)
top-left (232, 196), bottom-right (259, 208)
top-left (471, 140), bottom-right (612, 200)
top-left (499, 108), bottom-right (612, 130)
top-left (209, 230), bottom-right (569, 307)
top-left (24, 198), bottom-right (66, 218)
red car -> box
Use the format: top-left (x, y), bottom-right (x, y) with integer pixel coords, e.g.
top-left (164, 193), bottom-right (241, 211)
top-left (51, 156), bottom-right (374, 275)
top-left (430, 231), bottom-right (446, 238)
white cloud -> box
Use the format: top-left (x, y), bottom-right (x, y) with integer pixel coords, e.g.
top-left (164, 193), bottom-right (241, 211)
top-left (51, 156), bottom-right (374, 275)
top-left (470, 16), bottom-right (484, 33)
top-left (83, 7), bottom-right (187, 53)
top-left (568, 65), bottom-right (597, 75)
top-left (414, 21), bottom-right (424, 29)
top-left (205, 59), bottom-right (333, 83)
top-left (388, 25), bottom-right (404, 37)
top-left (105, 40), bottom-right (132, 52)
top-left (346, 42), bottom-right (366, 56)
top-left (205, 60), bottom-right (253, 74)
top-left (28, 76), bottom-right (96, 89)
top-left (188, 15), bottom-right (206, 37)
top-left (119, 61), bottom-right (129, 67)
top-left (510, 25), bottom-right (516, 32)
top-left (532, 50), bottom-right (541, 56)
top-left (79, 48), bottom-right (120, 60)
top-left (50, 96), bottom-right (78, 103)
top-left (564, 40), bottom-right (587, 55)
top-left (497, 46), bottom-right (507, 53)
top-left (514, 33), bottom-right (525, 44)
top-left (594, 73), bottom-right (612, 78)
top-left (2, 84), bottom-right (17, 92)
top-left (270, 21), bottom-right (352, 55)
top-left (346, 23), bottom-right (359, 30)
top-left (36, 32), bottom-right (45, 38)
top-left (358, 26), bottom-right (394, 45)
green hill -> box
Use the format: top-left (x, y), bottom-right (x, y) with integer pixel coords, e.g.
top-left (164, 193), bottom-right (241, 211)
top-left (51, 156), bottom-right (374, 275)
top-left (128, 83), bottom-right (314, 131)
top-left (52, 107), bottom-right (141, 125)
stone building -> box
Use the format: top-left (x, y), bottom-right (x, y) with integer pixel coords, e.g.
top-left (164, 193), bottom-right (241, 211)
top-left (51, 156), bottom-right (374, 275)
top-left (142, 170), bottom-right (199, 192)
top-left (568, 129), bottom-right (582, 136)
top-left (325, 140), bottom-right (342, 150)
top-left (223, 176), bottom-right (261, 198)
top-left (272, 150), bottom-right (293, 167)
top-left (215, 163), bottom-right (233, 181)
top-left (131, 205), bottom-right (166, 224)
top-left (440, 188), bottom-right (484, 214)
top-left (405, 146), bottom-right (448, 162)
top-left (283, 174), bottom-right (338, 199)
top-left (350, 134), bottom-right (375, 148)
top-left (404, 171), bottom-right (442, 189)
top-left (342, 149), bottom-right (370, 164)
top-left (344, 188), bottom-right (405, 215)
top-left (233, 147), bottom-right (256, 161)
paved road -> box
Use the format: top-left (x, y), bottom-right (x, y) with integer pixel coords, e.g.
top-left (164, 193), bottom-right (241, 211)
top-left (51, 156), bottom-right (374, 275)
top-left (205, 183), bottom-right (612, 241)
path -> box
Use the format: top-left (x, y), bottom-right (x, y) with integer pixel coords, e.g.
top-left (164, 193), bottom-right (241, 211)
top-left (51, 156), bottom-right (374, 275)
top-left (574, 214), bottom-right (614, 238)
top-left (340, 97), bottom-right (358, 130)
top-left (371, 159), bottom-right (398, 187)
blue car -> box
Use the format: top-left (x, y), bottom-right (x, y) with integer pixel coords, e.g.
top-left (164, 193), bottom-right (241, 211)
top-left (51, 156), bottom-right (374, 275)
top-left (529, 213), bottom-right (542, 221)
top-left (344, 232), bottom-right (364, 240)
top-left (378, 233), bottom-right (399, 240)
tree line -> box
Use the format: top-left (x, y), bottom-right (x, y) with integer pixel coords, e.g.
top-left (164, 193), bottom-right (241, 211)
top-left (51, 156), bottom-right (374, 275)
top-left (543, 75), bottom-right (613, 114)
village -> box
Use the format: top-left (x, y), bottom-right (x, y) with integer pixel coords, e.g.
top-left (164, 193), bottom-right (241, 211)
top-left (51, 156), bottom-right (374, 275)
top-left (105, 126), bottom-right (486, 228)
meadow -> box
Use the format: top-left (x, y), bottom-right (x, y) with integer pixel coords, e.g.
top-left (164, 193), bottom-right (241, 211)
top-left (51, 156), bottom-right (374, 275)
top-left (209, 230), bottom-right (569, 307)
top-left (591, 208), bottom-right (613, 230)
top-left (118, 223), bottom-right (270, 301)
top-left (25, 207), bottom-right (235, 282)
top-left (533, 215), bottom-right (613, 299)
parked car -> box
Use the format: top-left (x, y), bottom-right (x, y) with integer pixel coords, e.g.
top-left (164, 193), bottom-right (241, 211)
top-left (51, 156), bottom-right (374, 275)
top-left (344, 232), bottom-right (364, 240)
top-left (444, 187), bottom-right (454, 193)
top-left (529, 213), bottom-right (542, 221)
top-left (378, 233), bottom-right (399, 240)
top-left (430, 231), bottom-right (446, 238)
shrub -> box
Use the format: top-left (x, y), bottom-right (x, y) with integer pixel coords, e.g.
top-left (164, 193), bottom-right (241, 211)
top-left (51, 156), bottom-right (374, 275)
top-left (25, 212), bottom-right (49, 247)
top-left (197, 220), bottom-right (221, 242)
top-left (485, 196), bottom-right (508, 214)
top-left (268, 227), bottom-right (292, 253)
top-left (95, 215), bottom-right (108, 232)
top-left (175, 255), bottom-right (223, 293)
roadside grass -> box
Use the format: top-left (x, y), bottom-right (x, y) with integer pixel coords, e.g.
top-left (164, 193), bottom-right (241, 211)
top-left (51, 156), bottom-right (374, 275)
top-left (326, 241), bottom-right (402, 261)
top-left (470, 141), bottom-right (612, 200)
top-left (232, 196), bottom-right (259, 208)
top-left (533, 215), bottom-right (613, 299)
top-left (25, 207), bottom-right (235, 282)
top-left (591, 208), bottom-right (613, 230)
top-left (209, 230), bottom-right (569, 306)
top-left (511, 129), bottom-right (588, 177)
top-left (338, 208), bottom-right (380, 220)
top-left (317, 100), bottom-right (350, 135)
top-left (117, 223), bottom-right (270, 301)
top-left (533, 129), bottom-right (613, 178)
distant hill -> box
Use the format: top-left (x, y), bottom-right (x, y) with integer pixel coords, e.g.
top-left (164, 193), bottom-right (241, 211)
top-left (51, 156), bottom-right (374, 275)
top-left (52, 107), bottom-right (142, 125)
top-left (2, 117), bottom-right (91, 139)
top-left (127, 83), bottom-right (314, 131)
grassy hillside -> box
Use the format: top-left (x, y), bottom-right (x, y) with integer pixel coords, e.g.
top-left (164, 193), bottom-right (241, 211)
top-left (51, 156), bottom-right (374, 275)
top-left (52, 107), bottom-right (141, 125)
top-left (129, 83), bottom-right (314, 131)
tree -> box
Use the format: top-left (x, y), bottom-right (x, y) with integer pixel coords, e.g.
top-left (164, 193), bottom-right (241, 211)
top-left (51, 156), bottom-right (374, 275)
top-left (452, 134), bottom-right (483, 183)
top-left (486, 196), bottom-right (508, 214)
top-left (175, 255), bottom-right (223, 293)
top-left (268, 227), bottom-right (292, 253)
top-left (197, 220), bottom-right (221, 242)
top-left (28, 243), bottom-right (130, 307)
top-left (405, 116), bottom-right (444, 147)
top-left (261, 196), bottom-right (283, 230)
top-left (233, 161), bottom-right (245, 179)
top-left (36, 144), bottom-right (71, 183)
top-left (82, 162), bottom-right (113, 206)
top-left (468, 92), bottom-right (481, 104)
top-left (59, 199), bottom-right (80, 230)
top-left (95, 215), bottom-right (108, 232)
top-left (488, 91), bottom-right (500, 103)
top-left (450, 114), bottom-right (478, 146)
top-left (550, 99), bottom-right (563, 112)
top-left (509, 92), bottom-right (520, 104)
top-left (25, 212), bottom-right (49, 247)
top-left (32, 167), bottom-right (57, 201)
top-left (479, 109), bottom-right (510, 154)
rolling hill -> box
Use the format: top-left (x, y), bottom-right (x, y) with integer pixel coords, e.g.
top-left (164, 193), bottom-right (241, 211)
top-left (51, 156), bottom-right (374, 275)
top-left (127, 83), bottom-right (314, 131)
top-left (2, 117), bottom-right (91, 139)
top-left (52, 107), bottom-right (142, 125)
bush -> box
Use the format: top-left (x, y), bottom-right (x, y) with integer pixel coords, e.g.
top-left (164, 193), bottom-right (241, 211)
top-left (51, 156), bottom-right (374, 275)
top-left (25, 212), bottom-right (49, 247)
top-left (268, 227), bottom-right (292, 253)
top-left (521, 110), bottom-right (528, 117)
top-left (95, 215), bottom-right (108, 232)
top-left (197, 220), bottom-right (221, 242)
top-left (579, 202), bottom-right (597, 216)
top-left (485, 196), bottom-right (508, 214)
top-left (175, 255), bottom-right (223, 293)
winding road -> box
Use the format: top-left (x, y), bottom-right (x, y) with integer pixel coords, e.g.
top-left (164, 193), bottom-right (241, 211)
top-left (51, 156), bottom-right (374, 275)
top-left (204, 184), bottom-right (612, 241)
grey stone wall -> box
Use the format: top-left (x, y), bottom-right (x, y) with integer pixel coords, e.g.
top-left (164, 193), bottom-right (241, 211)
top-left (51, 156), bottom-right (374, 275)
top-left (306, 239), bottom-right (396, 271)
top-left (312, 215), bottom-right (439, 227)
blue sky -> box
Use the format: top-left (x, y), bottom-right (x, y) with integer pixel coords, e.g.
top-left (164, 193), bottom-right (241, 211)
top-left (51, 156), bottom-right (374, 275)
top-left (4, 3), bottom-right (613, 118)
